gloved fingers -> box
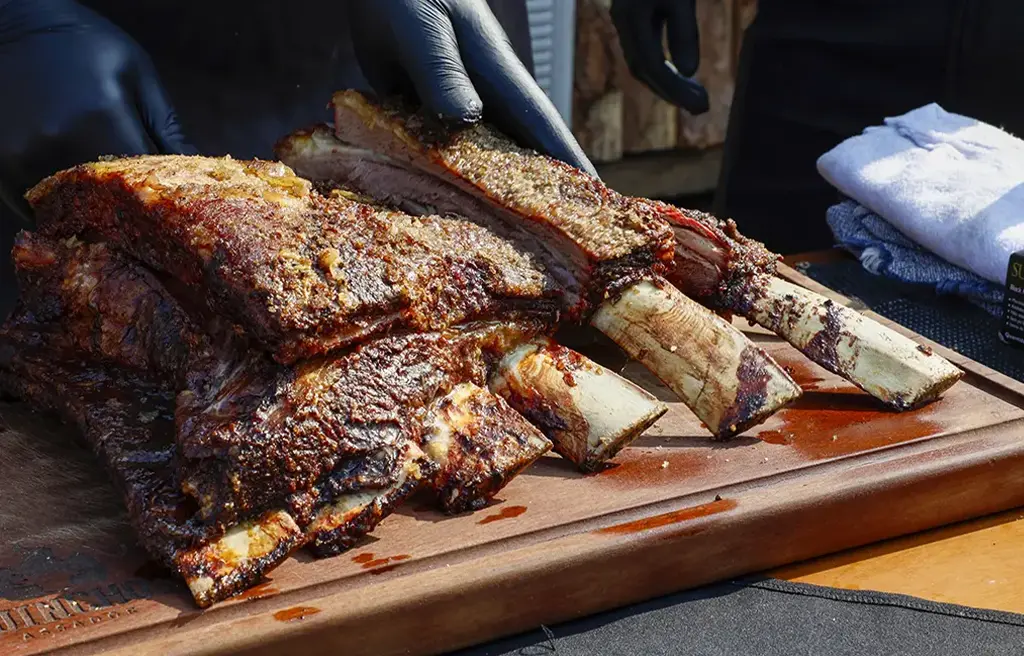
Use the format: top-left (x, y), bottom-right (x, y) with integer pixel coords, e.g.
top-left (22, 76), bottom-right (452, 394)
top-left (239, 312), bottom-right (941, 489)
top-left (452, 5), bottom-right (598, 177)
top-left (135, 63), bottom-right (196, 155)
top-left (664, 0), bottom-right (700, 78)
top-left (99, 100), bottom-right (160, 156)
top-left (636, 62), bottom-right (709, 116)
top-left (624, 21), bottom-right (709, 113)
top-left (613, 2), bottom-right (709, 114)
top-left (386, 2), bottom-right (482, 123)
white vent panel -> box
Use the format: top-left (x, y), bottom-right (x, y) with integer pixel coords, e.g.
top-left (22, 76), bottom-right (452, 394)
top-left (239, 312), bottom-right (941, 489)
top-left (526, 0), bottom-right (576, 123)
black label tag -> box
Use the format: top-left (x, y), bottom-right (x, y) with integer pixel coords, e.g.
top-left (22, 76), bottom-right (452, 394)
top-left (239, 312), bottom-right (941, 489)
top-left (1001, 251), bottom-right (1024, 347)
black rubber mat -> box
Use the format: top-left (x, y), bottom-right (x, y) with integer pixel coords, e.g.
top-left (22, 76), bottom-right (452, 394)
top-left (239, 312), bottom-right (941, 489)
top-left (453, 578), bottom-right (1024, 656)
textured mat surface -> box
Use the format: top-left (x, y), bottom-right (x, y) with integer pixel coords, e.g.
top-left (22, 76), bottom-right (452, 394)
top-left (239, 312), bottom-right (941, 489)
top-left (453, 579), bottom-right (1024, 656)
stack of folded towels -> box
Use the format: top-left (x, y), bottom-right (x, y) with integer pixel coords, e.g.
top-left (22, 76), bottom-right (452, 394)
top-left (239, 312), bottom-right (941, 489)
top-left (817, 103), bottom-right (1024, 316)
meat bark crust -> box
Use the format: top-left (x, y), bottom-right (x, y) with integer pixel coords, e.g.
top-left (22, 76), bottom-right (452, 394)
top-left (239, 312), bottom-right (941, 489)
top-left (326, 90), bottom-right (681, 291)
top-left (423, 383), bottom-right (552, 514)
top-left (180, 320), bottom-right (541, 526)
top-left (0, 232), bottom-right (544, 603)
top-left (10, 232), bottom-right (212, 384)
top-left (26, 156), bottom-right (566, 364)
top-left (662, 208), bottom-right (781, 304)
top-left (0, 309), bottom-right (306, 608)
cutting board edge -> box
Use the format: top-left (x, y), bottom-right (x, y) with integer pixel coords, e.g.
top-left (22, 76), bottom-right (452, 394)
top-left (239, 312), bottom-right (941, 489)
top-left (8, 268), bottom-right (1021, 656)
top-left (65, 417), bottom-right (1024, 656)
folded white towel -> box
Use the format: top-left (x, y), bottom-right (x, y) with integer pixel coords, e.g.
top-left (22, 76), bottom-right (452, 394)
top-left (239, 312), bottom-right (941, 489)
top-left (817, 103), bottom-right (1024, 285)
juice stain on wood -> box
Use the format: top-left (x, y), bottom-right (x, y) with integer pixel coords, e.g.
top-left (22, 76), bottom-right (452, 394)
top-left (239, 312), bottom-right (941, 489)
top-left (234, 581), bottom-right (279, 602)
top-left (273, 606), bottom-right (321, 622)
top-left (351, 553), bottom-right (411, 570)
top-left (478, 506), bottom-right (527, 525)
top-left (594, 448), bottom-right (713, 488)
top-left (782, 360), bottom-right (826, 391)
top-left (597, 498), bottom-right (737, 535)
top-left (757, 392), bottom-right (943, 459)
top-left (757, 430), bottom-right (791, 445)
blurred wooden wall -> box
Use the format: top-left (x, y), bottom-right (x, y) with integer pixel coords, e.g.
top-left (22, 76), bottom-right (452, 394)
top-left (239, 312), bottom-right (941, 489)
top-left (573, 0), bottom-right (758, 165)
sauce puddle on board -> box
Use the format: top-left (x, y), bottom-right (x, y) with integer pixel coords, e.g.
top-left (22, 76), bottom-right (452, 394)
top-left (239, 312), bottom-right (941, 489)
top-left (594, 448), bottom-right (715, 488)
top-left (478, 505), bottom-right (527, 525)
top-left (351, 553), bottom-right (412, 569)
top-left (757, 391), bottom-right (943, 459)
top-left (273, 606), bottom-right (321, 622)
top-left (598, 498), bottom-right (737, 535)
top-left (782, 360), bottom-right (827, 391)
top-left (235, 581), bottom-right (280, 602)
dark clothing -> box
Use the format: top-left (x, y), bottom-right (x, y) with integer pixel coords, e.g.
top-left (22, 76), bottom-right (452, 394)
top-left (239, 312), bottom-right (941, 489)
top-left (0, 1), bottom-right (532, 314)
top-left (76, 1), bottom-right (533, 159)
top-left (716, 0), bottom-right (1024, 255)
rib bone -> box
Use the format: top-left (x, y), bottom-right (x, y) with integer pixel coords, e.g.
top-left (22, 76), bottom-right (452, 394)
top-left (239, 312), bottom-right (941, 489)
top-left (591, 279), bottom-right (803, 438)
top-left (177, 510), bottom-right (302, 608)
top-left (665, 211), bottom-right (963, 408)
top-left (735, 276), bottom-right (964, 409)
top-left (490, 337), bottom-right (667, 471)
top-left (423, 382), bottom-right (552, 513)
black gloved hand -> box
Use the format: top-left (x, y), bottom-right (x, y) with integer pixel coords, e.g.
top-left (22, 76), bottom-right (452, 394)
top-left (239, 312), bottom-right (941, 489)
top-left (610, 0), bottom-right (709, 115)
top-left (348, 0), bottom-right (597, 177)
top-left (0, 0), bottom-right (191, 222)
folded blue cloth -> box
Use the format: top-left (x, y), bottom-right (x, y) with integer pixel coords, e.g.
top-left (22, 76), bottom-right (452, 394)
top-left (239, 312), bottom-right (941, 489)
top-left (826, 200), bottom-right (1005, 316)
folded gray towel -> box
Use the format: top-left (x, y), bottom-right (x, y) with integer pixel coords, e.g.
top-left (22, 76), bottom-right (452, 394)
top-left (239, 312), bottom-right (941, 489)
top-left (827, 200), bottom-right (1004, 316)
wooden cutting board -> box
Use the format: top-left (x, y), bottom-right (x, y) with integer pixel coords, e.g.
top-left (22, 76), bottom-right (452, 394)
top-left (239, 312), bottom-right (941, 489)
top-left (3, 266), bottom-right (1024, 656)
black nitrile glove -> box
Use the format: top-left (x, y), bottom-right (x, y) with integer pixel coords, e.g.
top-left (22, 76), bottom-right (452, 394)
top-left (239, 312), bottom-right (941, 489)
top-left (348, 0), bottom-right (597, 177)
top-left (0, 0), bottom-right (192, 222)
top-left (610, 0), bottom-right (709, 115)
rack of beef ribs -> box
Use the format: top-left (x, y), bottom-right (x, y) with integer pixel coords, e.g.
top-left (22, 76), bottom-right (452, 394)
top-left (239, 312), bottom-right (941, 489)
top-left (275, 96), bottom-right (804, 438)
top-left (5, 159), bottom-right (666, 605)
top-left (0, 233), bottom-right (575, 604)
top-left (0, 89), bottom-right (963, 608)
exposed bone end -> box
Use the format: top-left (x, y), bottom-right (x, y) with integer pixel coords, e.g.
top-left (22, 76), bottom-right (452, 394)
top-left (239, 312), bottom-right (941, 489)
top-left (490, 337), bottom-right (667, 472)
top-left (423, 382), bottom-right (553, 514)
top-left (306, 441), bottom-right (434, 557)
top-left (176, 510), bottom-right (303, 608)
top-left (739, 276), bottom-right (964, 409)
top-left (591, 279), bottom-right (802, 438)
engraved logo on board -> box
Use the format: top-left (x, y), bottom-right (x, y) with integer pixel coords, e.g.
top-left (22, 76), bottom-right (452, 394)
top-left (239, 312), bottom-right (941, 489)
top-left (0, 581), bottom-right (151, 642)
top-left (0, 548), bottom-right (162, 643)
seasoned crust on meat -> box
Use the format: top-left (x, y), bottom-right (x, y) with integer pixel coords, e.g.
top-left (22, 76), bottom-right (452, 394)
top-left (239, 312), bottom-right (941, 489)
top-left (27, 156), bottom-right (566, 364)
